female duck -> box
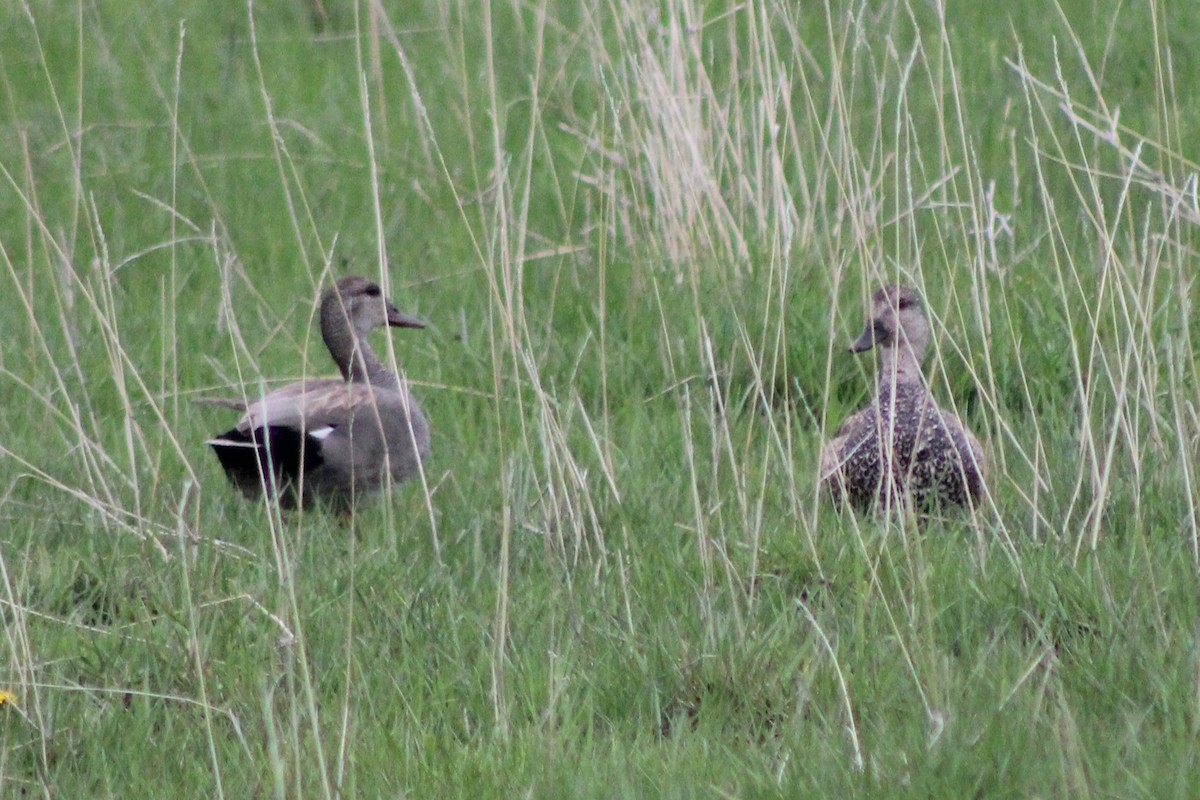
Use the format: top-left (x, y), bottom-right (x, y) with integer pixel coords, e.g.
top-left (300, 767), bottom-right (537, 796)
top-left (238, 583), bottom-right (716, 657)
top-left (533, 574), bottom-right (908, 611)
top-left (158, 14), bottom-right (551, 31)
top-left (208, 276), bottom-right (430, 508)
top-left (820, 285), bottom-right (985, 516)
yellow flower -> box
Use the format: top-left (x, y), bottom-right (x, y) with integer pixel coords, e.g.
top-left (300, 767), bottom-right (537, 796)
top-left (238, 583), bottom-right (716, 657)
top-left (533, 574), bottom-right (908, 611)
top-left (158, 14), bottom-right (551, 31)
top-left (0, 689), bottom-right (16, 707)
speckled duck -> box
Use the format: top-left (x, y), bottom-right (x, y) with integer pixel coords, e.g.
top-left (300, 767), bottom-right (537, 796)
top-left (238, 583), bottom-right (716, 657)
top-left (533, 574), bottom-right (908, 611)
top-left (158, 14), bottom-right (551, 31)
top-left (820, 285), bottom-right (986, 516)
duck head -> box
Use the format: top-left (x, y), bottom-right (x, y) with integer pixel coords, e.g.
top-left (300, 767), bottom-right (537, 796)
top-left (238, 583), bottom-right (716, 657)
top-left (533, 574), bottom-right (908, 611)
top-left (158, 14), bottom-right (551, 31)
top-left (850, 285), bottom-right (929, 361)
top-left (848, 285), bottom-right (932, 385)
top-left (322, 276), bottom-right (424, 340)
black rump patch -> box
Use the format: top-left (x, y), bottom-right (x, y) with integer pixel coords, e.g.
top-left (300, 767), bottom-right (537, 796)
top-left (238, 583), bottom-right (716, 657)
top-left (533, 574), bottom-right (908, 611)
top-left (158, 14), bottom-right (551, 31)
top-left (210, 426), bottom-right (325, 505)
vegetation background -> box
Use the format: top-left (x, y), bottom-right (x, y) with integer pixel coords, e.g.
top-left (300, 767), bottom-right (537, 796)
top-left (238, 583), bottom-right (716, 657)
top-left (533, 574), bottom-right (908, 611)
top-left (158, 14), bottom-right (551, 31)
top-left (2, 0), bottom-right (1198, 796)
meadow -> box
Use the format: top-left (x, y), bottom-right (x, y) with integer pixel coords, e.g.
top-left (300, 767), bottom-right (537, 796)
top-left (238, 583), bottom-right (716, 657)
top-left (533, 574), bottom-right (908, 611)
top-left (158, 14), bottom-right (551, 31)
top-left (2, 0), bottom-right (1198, 796)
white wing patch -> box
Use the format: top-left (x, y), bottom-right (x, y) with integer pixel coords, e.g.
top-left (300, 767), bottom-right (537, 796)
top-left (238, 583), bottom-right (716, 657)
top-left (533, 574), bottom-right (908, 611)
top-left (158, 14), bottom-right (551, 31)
top-left (308, 425), bottom-right (336, 441)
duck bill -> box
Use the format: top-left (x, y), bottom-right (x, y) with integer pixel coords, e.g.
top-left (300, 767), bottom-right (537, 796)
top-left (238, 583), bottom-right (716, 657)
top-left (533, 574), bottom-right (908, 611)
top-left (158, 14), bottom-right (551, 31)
top-left (387, 306), bottom-right (426, 329)
top-left (849, 319), bottom-right (886, 353)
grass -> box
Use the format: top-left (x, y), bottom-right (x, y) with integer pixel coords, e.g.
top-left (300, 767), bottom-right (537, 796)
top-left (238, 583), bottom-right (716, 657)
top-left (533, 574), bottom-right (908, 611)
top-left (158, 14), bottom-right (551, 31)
top-left (2, 0), bottom-right (1199, 796)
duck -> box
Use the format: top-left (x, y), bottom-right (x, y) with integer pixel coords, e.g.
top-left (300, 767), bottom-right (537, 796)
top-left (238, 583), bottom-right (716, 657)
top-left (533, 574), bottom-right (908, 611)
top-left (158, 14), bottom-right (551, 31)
top-left (819, 285), bottom-right (985, 516)
top-left (208, 276), bottom-right (430, 509)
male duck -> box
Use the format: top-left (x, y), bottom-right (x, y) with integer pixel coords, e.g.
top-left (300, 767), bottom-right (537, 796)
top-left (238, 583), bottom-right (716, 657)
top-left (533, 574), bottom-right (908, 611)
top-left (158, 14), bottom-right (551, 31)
top-left (208, 276), bottom-right (430, 509)
top-left (819, 285), bottom-right (985, 515)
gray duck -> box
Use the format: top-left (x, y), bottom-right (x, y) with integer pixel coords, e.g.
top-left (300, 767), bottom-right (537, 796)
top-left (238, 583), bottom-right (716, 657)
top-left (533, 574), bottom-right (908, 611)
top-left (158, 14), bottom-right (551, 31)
top-left (208, 276), bottom-right (430, 509)
top-left (819, 285), bottom-right (985, 515)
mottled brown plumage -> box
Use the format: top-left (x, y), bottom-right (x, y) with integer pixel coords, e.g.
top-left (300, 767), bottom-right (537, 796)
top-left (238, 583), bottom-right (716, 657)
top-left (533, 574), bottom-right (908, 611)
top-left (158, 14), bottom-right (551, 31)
top-left (820, 285), bottom-right (985, 516)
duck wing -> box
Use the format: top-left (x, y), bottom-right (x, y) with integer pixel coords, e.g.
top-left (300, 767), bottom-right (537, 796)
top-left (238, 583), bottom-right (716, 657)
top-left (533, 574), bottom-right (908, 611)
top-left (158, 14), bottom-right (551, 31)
top-left (819, 405), bottom-right (875, 481)
top-left (936, 409), bottom-right (987, 506)
top-left (229, 379), bottom-right (348, 434)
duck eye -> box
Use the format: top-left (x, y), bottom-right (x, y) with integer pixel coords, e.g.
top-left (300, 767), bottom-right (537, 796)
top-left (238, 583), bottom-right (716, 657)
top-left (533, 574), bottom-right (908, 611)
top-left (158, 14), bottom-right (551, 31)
top-left (364, 285), bottom-right (381, 298)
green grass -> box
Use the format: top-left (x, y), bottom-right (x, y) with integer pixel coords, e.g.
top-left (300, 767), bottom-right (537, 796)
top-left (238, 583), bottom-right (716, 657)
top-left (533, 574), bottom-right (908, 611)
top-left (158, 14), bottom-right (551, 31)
top-left (2, 0), bottom-right (1199, 796)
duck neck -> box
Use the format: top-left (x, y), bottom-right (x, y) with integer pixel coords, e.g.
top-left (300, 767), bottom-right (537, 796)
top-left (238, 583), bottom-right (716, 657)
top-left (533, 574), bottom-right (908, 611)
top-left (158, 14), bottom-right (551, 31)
top-left (322, 317), bottom-right (397, 387)
top-left (876, 344), bottom-right (923, 393)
